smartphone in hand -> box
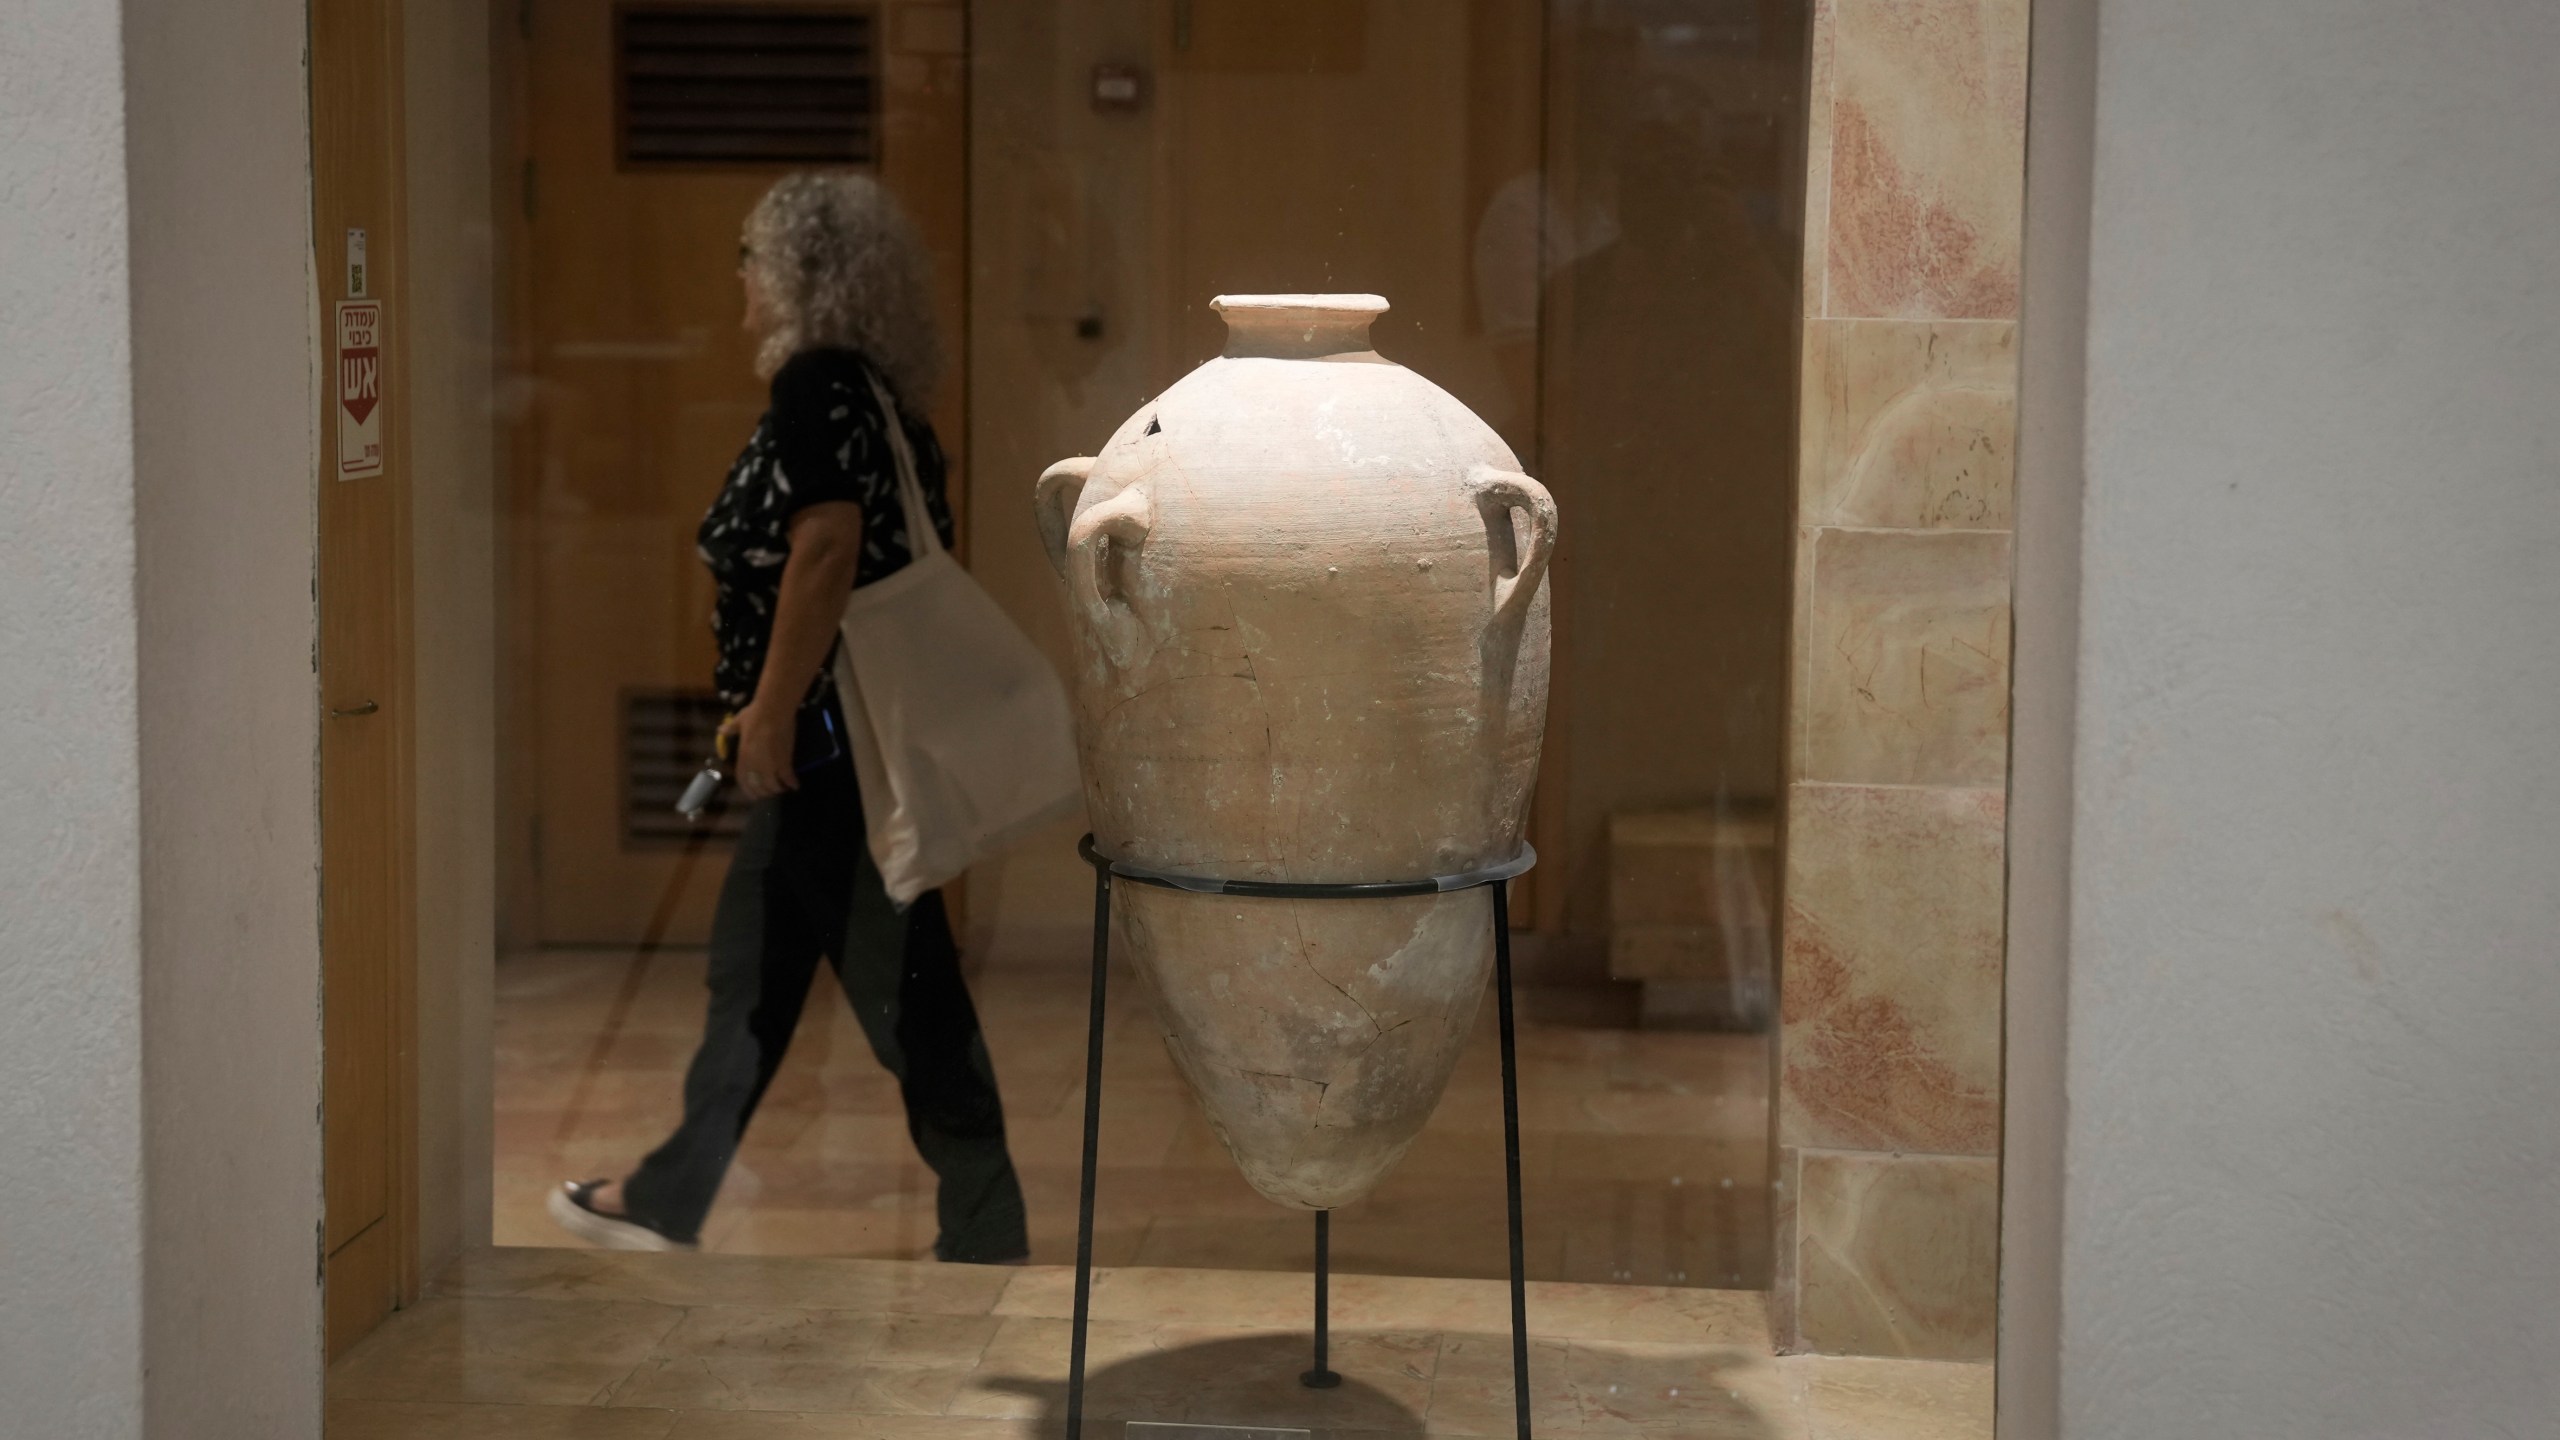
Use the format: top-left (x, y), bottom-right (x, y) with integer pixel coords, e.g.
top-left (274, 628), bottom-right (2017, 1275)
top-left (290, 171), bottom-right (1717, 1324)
top-left (675, 706), bottom-right (845, 820)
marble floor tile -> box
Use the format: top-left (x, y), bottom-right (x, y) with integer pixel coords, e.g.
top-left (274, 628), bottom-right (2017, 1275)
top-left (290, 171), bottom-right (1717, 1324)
top-left (1326, 1274), bottom-right (1515, 1336)
top-left (329, 1295), bottom-right (684, 1406)
top-left (709, 1207), bottom-right (945, 1263)
top-left (1417, 1333), bottom-right (1581, 1435)
top-left (866, 1313), bottom-right (1007, 1367)
top-left (629, 1303), bottom-right (893, 1361)
top-left (332, 1253), bottom-right (1989, 1440)
top-left (1796, 1355), bottom-right (1991, 1440)
top-left (1516, 1283), bottom-right (1772, 1349)
top-left (434, 1249), bottom-right (1012, 1318)
top-left (1554, 1340), bottom-right (1800, 1436)
top-left (431, 1247), bottom-right (629, 1299)
top-left (993, 1262), bottom-right (1309, 1325)
top-left (662, 1416), bottom-right (1038, 1440)
top-left (327, 1401), bottom-right (683, 1439)
top-left (947, 1316), bottom-right (1163, 1419)
top-left (606, 1352), bottom-right (969, 1416)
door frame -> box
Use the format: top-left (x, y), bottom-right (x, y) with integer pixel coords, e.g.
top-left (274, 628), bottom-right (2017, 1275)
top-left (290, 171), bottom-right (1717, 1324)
top-left (311, 0), bottom-right (425, 1357)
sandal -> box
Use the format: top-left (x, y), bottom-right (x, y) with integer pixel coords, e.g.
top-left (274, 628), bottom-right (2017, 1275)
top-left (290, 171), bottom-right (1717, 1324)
top-left (545, 1180), bottom-right (698, 1252)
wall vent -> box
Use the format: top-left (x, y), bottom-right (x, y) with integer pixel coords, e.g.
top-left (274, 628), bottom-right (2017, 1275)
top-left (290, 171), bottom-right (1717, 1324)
top-left (616, 6), bottom-right (877, 169)
top-left (624, 689), bottom-right (743, 846)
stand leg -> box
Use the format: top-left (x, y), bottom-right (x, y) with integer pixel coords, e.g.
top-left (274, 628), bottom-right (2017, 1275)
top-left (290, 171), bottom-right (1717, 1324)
top-left (1302, 1211), bottom-right (1342, 1388)
top-left (1493, 881), bottom-right (1532, 1440)
top-left (1066, 859), bottom-right (1113, 1440)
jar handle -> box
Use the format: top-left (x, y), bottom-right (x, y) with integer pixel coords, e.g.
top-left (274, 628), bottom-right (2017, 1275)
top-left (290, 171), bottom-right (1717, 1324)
top-left (1468, 466), bottom-right (1558, 635)
top-left (1034, 456), bottom-right (1095, 577)
top-left (1067, 483), bottom-right (1153, 667)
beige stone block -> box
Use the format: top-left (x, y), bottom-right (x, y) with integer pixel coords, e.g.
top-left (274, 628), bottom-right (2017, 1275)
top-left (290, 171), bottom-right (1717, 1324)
top-left (1608, 809), bottom-right (1778, 1027)
top-left (1801, 320), bottom-right (2016, 530)
top-left (1824, 0), bottom-right (2028, 319)
top-left (1789, 522), bottom-right (1818, 783)
top-left (1804, 0), bottom-right (1839, 318)
top-left (1794, 1152), bottom-right (1997, 1360)
top-left (1769, 1145), bottom-right (1802, 1351)
top-left (1798, 1354), bottom-right (1995, 1440)
top-left (1611, 928), bottom-right (1743, 982)
top-left (1801, 529), bottom-right (2011, 788)
top-left (1609, 809), bottom-right (1777, 929)
top-left (1780, 784), bottom-right (2003, 1154)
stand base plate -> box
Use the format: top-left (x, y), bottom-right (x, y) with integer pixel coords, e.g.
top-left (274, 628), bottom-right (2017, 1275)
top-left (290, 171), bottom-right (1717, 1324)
top-left (1126, 1414), bottom-right (1310, 1424)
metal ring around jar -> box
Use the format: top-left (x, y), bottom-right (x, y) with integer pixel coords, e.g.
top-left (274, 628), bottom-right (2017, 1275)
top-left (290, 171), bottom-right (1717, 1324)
top-left (1075, 833), bottom-right (1537, 899)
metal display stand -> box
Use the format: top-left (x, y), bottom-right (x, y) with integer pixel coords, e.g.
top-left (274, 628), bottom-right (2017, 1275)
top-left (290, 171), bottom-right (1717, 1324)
top-left (1066, 835), bottom-right (1540, 1440)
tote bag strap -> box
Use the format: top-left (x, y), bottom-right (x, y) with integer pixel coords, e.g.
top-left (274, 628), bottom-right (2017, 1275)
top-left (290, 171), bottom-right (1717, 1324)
top-left (863, 365), bottom-right (941, 562)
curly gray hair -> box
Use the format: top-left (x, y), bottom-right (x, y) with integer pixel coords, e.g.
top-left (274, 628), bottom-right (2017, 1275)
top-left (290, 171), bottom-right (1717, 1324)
top-left (743, 172), bottom-right (943, 406)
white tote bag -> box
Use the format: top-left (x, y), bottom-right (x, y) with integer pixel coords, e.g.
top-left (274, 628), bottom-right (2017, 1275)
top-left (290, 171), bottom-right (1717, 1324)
top-left (830, 370), bottom-right (1085, 905)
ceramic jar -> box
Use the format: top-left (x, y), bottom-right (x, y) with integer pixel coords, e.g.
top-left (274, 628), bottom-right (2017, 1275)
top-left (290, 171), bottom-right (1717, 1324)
top-left (1037, 294), bottom-right (1556, 1210)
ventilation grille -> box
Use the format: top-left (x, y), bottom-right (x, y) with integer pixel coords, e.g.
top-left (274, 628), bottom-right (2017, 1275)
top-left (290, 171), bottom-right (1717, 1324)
top-left (616, 6), bottom-right (877, 168)
top-left (624, 690), bottom-right (743, 846)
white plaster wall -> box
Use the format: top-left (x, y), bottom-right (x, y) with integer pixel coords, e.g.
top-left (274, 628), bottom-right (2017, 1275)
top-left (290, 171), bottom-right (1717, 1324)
top-left (0, 0), bottom-right (147, 1432)
top-left (2042, 1), bottom-right (2560, 1433)
top-left (125, 0), bottom-right (326, 1432)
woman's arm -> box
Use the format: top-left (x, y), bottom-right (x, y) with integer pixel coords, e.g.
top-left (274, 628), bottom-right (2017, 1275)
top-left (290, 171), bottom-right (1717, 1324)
top-left (728, 499), bottom-right (862, 800)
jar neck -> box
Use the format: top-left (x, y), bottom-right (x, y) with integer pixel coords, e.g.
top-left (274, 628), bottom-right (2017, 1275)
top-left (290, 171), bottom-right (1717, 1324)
top-left (1212, 293), bottom-right (1388, 359)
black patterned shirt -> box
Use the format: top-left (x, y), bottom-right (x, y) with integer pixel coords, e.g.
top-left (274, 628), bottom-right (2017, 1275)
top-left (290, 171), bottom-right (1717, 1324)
top-left (697, 347), bottom-right (956, 710)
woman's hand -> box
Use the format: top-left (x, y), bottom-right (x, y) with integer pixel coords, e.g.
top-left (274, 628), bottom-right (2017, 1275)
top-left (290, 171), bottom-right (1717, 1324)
top-left (723, 702), bottom-right (799, 802)
top-left (728, 501), bottom-right (864, 805)
top-left (719, 500), bottom-right (863, 806)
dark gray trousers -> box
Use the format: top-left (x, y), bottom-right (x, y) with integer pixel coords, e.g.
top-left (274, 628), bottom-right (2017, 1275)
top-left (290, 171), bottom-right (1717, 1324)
top-left (621, 738), bottom-right (1028, 1261)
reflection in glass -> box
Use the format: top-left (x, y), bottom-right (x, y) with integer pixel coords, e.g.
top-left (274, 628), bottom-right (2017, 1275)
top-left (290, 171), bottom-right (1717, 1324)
top-left (497, 0), bottom-right (1807, 1295)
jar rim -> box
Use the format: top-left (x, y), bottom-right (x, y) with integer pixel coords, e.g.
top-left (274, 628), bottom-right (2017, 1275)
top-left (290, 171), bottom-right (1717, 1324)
top-left (1211, 294), bottom-right (1389, 359)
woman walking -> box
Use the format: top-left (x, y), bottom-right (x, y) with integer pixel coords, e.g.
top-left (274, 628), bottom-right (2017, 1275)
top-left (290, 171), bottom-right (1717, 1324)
top-left (549, 173), bottom-right (1028, 1264)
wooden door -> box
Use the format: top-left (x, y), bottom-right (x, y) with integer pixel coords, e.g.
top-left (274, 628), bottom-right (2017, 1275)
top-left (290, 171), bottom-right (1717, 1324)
top-left (313, 0), bottom-right (418, 1360)
top-left (508, 0), bottom-right (970, 945)
top-left (1158, 0), bottom-right (1541, 443)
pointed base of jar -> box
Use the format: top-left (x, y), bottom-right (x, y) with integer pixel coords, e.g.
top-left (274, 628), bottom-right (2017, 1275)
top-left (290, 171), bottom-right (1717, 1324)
top-left (1118, 883), bottom-right (1491, 1211)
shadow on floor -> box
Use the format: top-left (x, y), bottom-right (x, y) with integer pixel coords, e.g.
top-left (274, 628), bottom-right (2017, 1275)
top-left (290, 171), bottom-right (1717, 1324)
top-left (974, 1327), bottom-right (1789, 1439)
top-left (978, 1331), bottom-right (1428, 1436)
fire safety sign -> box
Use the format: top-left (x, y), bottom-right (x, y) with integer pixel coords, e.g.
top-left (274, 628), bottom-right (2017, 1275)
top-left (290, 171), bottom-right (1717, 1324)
top-left (335, 300), bottom-right (385, 479)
